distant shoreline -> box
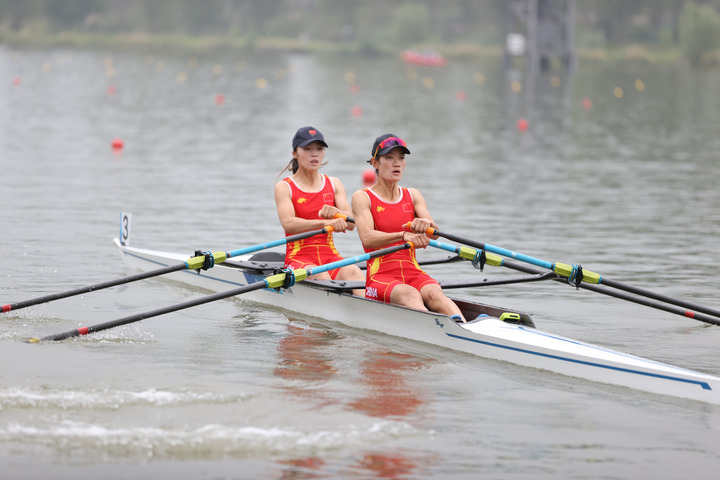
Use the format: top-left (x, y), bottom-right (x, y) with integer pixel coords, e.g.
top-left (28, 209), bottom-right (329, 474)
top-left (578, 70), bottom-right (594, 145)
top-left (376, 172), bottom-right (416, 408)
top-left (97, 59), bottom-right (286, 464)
top-left (0, 28), bottom-right (689, 67)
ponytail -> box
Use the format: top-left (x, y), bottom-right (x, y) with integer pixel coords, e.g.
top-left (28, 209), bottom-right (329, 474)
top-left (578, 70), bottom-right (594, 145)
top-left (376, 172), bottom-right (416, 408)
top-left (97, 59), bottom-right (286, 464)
top-left (275, 156), bottom-right (298, 182)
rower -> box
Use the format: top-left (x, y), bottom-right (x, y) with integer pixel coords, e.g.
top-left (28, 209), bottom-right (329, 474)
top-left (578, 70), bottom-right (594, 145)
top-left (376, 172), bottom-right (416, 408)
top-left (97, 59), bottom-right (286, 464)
top-left (351, 134), bottom-right (467, 321)
top-left (274, 126), bottom-right (365, 296)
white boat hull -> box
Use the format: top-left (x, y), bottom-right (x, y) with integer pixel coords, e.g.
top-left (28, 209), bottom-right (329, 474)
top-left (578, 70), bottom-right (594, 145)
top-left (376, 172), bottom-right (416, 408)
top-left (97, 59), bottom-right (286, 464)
top-left (113, 239), bottom-right (720, 405)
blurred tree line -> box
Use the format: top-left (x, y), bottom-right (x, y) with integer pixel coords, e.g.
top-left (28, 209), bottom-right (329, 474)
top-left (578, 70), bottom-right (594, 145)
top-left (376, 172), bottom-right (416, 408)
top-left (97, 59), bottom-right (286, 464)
top-left (1, 0), bottom-right (720, 65)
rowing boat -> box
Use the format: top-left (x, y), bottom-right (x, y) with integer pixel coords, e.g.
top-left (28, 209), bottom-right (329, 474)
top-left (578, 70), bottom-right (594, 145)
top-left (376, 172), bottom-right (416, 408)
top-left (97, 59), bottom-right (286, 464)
top-left (113, 238), bottom-right (720, 405)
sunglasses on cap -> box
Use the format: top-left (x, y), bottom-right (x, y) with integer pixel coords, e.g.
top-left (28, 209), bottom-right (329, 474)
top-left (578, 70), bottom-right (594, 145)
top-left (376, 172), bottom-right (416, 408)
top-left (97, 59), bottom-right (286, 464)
top-left (373, 137), bottom-right (408, 158)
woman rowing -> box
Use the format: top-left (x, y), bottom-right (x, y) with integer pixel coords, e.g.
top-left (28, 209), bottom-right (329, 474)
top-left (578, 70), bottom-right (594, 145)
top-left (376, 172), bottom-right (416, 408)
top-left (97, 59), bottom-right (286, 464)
top-left (351, 134), bottom-right (466, 321)
top-left (274, 126), bottom-right (364, 295)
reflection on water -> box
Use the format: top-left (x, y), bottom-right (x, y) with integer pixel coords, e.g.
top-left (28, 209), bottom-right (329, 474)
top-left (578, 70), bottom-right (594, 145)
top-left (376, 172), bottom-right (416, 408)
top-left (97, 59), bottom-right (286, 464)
top-left (354, 453), bottom-right (424, 478)
top-left (275, 322), bottom-right (339, 393)
top-left (274, 318), bottom-right (433, 419)
top-left (279, 457), bottom-right (327, 480)
top-left (347, 351), bottom-right (432, 419)
top-left (275, 319), bottom-right (435, 477)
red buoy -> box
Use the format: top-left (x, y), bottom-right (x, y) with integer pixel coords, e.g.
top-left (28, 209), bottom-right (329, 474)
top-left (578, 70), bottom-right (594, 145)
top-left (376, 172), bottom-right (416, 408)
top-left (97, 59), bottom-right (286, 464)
top-left (363, 168), bottom-right (376, 187)
top-left (516, 118), bottom-right (528, 132)
top-left (215, 94), bottom-right (225, 106)
top-left (111, 138), bottom-right (124, 150)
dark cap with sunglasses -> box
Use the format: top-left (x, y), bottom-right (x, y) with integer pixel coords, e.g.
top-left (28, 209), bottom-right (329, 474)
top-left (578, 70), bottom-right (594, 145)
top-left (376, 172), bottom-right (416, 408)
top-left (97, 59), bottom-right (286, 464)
top-left (293, 126), bottom-right (329, 149)
top-left (370, 134), bottom-right (411, 159)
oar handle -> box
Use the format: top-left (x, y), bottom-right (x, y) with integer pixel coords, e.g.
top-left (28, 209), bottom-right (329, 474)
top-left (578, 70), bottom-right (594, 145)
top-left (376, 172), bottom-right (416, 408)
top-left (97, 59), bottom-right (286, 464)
top-left (401, 221), bottom-right (435, 236)
top-left (333, 213), bottom-right (355, 223)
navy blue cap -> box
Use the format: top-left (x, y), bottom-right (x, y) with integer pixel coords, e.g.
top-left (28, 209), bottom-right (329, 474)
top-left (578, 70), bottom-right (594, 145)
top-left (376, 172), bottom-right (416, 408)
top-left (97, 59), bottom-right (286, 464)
top-left (292, 126), bottom-right (328, 149)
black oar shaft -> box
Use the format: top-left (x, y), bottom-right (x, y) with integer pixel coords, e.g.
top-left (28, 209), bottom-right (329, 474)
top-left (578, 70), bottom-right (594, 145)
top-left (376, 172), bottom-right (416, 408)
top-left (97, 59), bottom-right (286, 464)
top-left (3, 263), bottom-right (187, 314)
top-left (499, 258), bottom-right (720, 327)
top-left (6, 226), bottom-right (341, 314)
top-left (35, 280), bottom-right (269, 342)
top-left (599, 277), bottom-right (720, 320)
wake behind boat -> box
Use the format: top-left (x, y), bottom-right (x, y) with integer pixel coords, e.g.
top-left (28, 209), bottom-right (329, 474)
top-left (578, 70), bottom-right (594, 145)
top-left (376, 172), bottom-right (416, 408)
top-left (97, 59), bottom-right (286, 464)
top-left (112, 237), bottom-right (720, 406)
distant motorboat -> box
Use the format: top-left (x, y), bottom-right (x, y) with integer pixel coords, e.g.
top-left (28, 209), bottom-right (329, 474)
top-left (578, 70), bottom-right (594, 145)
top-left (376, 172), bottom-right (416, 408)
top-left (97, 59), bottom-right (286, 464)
top-left (401, 49), bottom-right (447, 67)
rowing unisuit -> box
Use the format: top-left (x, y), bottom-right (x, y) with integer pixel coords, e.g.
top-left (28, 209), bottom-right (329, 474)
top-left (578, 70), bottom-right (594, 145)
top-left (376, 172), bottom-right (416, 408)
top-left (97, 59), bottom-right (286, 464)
top-left (361, 186), bottom-right (438, 301)
top-left (283, 174), bottom-right (344, 279)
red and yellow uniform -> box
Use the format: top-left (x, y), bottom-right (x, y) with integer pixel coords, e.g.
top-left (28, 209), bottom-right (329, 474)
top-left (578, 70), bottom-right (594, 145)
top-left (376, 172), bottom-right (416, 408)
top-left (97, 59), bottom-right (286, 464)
top-left (361, 187), bottom-right (438, 302)
top-left (283, 175), bottom-right (344, 279)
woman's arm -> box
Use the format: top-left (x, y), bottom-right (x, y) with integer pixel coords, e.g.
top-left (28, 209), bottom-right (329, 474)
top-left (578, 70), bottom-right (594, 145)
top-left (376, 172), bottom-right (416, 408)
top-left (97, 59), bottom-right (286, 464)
top-left (274, 181), bottom-right (349, 234)
top-left (351, 189), bottom-right (406, 249)
top-left (407, 188), bottom-right (439, 239)
top-left (318, 177), bottom-right (355, 231)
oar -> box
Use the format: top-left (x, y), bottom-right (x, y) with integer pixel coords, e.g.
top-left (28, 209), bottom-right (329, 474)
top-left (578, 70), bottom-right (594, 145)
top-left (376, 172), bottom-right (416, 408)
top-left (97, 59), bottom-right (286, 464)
top-left (484, 256), bottom-right (720, 327)
top-left (27, 241), bottom-right (413, 343)
top-left (417, 226), bottom-right (720, 326)
top-left (426, 239), bottom-right (720, 326)
top-left (2, 226), bottom-right (337, 315)
top-left (427, 239), bottom-right (505, 270)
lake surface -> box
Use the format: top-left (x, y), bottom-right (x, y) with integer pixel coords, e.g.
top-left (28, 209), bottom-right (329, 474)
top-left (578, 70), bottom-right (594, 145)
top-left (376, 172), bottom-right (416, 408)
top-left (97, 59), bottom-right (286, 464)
top-left (2, 46), bottom-right (720, 479)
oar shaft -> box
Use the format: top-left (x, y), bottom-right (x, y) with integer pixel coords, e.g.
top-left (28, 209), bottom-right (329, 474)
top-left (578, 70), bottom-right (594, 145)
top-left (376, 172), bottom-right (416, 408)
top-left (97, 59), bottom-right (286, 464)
top-left (431, 230), bottom-right (553, 270)
top-left (2, 264), bottom-right (187, 314)
top-left (34, 280), bottom-right (269, 342)
top-left (430, 229), bottom-right (720, 325)
top-left (227, 227), bottom-right (333, 258)
top-left (307, 242), bottom-right (411, 276)
top-left (498, 257), bottom-right (720, 327)
top-left (598, 277), bottom-right (720, 320)
top-left (428, 239), bottom-right (504, 267)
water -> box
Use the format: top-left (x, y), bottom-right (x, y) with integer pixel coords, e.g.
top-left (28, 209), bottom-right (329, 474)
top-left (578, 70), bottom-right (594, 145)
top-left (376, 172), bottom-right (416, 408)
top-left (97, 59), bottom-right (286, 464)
top-left (2, 47), bottom-right (720, 478)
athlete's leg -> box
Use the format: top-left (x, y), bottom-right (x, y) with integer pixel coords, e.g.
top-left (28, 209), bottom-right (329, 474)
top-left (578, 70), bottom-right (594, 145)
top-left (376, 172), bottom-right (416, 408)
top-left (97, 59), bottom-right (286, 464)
top-left (419, 283), bottom-right (464, 320)
top-left (390, 284), bottom-right (428, 311)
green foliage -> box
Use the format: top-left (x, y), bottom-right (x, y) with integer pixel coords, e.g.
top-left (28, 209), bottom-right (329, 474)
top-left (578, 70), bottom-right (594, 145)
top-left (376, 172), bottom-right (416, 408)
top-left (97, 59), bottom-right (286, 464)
top-left (1, 0), bottom-right (720, 67)
top-left (44, 0), bottom-right (103, 28)
top-left (384, 2), bottom-right (431, 47)
top-left (679, 1), bottom-right (720, 66)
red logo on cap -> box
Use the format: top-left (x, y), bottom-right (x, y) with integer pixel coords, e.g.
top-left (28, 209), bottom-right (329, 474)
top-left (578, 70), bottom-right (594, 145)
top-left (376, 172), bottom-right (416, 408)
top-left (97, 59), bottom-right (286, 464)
top-left (309, 130), bottom-right (316, 135)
